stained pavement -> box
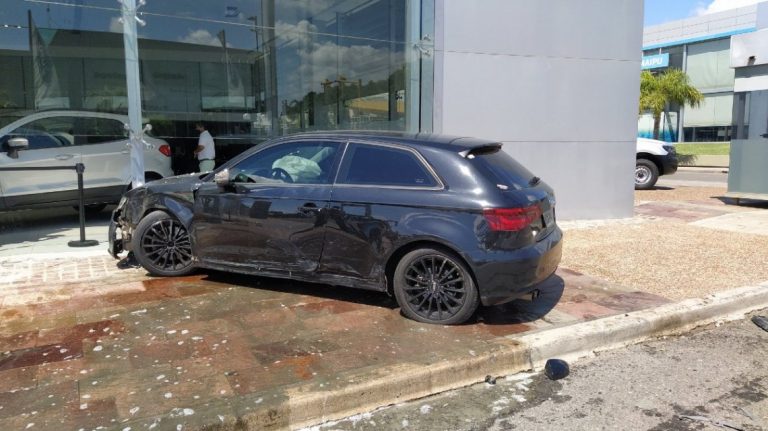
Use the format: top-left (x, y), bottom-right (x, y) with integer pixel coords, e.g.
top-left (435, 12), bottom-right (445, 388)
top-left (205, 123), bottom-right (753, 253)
top-left (0, 256), bottom-right (670, 430)
top-left (1, 190), bottom-right (764, 430)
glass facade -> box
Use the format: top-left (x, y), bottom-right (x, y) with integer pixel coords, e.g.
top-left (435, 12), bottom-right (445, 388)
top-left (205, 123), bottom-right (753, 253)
top-left (0, 0), bottom-right (433, 172)
top-left (640, 38), bottom-right (736, 142)
top-left (639, 46), bottom-right (684, 141)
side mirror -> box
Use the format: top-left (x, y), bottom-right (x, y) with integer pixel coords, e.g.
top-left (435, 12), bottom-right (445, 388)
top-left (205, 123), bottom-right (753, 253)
top-left (214, 168), bottom-right (231, 187)
top-left (7, 137), bottom-right (28, 159)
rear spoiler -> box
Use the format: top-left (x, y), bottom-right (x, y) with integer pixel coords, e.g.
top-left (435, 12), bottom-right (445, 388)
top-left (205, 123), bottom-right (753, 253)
top-left (459, 143), bottom-right (502, 159)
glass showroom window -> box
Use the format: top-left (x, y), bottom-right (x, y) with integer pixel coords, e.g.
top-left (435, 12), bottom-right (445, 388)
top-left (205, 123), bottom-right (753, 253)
top-left (0, 0), bottom-right (434, 173)
top-left (135, 1), bottom-right (433, 152)
top-left (0, 1), bottom-right (128, 113)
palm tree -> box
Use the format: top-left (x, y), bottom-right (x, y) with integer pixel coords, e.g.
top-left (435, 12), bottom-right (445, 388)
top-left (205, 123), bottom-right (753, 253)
top-left (639, 69), bottom-right (703, 140)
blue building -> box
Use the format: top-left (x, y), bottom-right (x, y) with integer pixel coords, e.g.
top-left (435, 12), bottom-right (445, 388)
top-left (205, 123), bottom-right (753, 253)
top-left (641, 2), bottom-right (765, 142)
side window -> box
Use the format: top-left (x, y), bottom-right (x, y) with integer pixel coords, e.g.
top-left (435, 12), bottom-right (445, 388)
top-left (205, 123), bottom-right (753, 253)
top-left (79, 118), bottom-right (128, 144)
top-left (229, 141), bottom-right (340, 185)
top-left (338, 143), bottom-right (438, 187)
top-left (10, 117), bottom-right (78, 149)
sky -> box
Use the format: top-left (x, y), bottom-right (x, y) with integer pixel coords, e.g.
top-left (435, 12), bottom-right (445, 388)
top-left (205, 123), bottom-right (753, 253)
top-left (645, 0), bottom-right (766, 26)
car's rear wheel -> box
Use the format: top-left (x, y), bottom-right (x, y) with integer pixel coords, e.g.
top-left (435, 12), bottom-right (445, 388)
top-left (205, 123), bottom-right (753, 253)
top-left (133, 211), bottom-right (195, 277)
top-left (393, 248), bottom-right (479, 325)
top-left (635, 158), bottom-right (659, 190)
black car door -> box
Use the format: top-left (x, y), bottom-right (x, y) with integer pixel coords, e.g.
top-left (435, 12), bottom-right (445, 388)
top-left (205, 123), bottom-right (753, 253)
top-left (321, 142), bottom-right (443, 281)
top-left (191, 139), bottom-right (342, 274)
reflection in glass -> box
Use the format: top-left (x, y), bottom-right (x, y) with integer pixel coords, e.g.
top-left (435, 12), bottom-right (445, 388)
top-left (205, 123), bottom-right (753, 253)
top-left (0, 0), bottom-right (432, 170)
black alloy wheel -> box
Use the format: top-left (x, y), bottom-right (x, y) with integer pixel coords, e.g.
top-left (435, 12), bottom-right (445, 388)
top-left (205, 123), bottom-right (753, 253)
top-left (133, 211), bottom-right (195, 277)
top-left (393, 248), bottom-right (479, 325)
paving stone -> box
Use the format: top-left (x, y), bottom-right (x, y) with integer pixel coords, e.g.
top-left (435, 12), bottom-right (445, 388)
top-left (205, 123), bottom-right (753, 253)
top-left (0, 341), bottom-right (83, 372)
top-left (0, 251), bottom-right (673, 428)
top-left (0, 366), bottom-right (38, 392)
top-left (593, 291), bottom-right (671, 313)
top-left (555, 300), bottom-right (621, 321)
top-left (0, 330), bottom-right (38, 352)
top-left (0, 381), bottom-right (78, 420)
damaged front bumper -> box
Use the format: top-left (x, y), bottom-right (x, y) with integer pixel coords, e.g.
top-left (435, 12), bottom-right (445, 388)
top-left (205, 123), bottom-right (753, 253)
top-left (108, 197), bottom-right (130, 259)
top-left (107, 217), bottom-right (122, 259)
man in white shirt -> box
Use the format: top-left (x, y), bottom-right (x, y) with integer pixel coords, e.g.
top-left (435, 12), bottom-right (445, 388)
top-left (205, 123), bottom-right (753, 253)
top-left (194, 122), bottom-right (216, 172)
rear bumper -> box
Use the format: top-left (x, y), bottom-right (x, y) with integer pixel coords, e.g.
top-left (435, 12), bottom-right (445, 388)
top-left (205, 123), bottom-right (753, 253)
top-left (472, 227), bottom-right (563, 306)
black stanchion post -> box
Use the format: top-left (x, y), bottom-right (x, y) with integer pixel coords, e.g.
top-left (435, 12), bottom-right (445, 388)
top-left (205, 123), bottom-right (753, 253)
top-left (68, 163), bottom-right (99, 248)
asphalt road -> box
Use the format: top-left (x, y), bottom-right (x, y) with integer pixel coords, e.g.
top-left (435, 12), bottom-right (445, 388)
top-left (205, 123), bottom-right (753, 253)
top-left (659, 168), bottom-right (728, 187)
top-left (313, 313), bottom-right (768, 431)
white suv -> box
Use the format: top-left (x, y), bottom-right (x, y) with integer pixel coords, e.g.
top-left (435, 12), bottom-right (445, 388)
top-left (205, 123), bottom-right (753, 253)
top-left (0, 111), bottom-right (173, 212)
top-left (636, 138), bottom-right (679, 190)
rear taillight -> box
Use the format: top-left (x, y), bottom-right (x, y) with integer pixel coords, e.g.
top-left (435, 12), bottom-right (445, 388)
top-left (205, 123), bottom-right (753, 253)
top-left (483, 206), bottom-right (541, 231)
top-left (158, 144), bottom-right (172, 157)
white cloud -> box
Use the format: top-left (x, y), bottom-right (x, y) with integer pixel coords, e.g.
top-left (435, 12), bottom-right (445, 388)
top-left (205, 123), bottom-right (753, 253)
top-left (179, 29), bottom-right (227, 47)
top-left (695, 0), bottom-right (764, 16)
top-left (273, 20), bottom-right (397, 101)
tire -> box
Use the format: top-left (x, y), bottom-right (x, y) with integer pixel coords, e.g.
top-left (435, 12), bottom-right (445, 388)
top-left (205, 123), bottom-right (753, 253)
top-left (635, 159), bottom-right (659, 190)
top-left (393, 248), bottom-right (479, 325)
top-left (133, 211), bottom-right (195, 277)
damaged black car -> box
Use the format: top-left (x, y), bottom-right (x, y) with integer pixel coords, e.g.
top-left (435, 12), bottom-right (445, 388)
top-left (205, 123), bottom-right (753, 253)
top-left (108, 132), bottom-right (562, 325)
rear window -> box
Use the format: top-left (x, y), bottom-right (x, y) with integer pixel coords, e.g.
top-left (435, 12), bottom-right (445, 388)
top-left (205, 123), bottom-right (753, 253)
top-left (469, 147), bottom-right (537, 190)
top-left (338, 143), bottom-right (438, 188)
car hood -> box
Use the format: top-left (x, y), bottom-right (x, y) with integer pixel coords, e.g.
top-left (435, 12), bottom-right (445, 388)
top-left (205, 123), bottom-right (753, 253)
top-left (145, 173), bottom-right (207, 192)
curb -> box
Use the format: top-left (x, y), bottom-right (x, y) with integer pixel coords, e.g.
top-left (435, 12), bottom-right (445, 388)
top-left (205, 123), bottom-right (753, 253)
top-left (128, 284), bottom-right (768, 430)
top-left (518, 284), bottom-right (768, 367)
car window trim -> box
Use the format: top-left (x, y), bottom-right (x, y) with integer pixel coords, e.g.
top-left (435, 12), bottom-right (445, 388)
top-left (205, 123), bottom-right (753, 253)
top-left (334, 140), bottom-right (445, 191)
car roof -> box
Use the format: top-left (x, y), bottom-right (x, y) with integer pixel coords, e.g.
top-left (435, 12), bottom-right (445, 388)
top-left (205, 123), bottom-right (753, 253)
top-left (274, 131), bottom-right (501, 153)
top-left (0, 111), bottom-right (133, 135)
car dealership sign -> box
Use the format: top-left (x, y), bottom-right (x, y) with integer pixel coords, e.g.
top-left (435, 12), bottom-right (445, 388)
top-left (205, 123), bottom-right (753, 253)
top-left (642, 53), bottom-right (670, 70)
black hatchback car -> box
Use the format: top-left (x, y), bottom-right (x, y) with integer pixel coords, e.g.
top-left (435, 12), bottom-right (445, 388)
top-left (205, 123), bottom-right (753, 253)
top-left (108, 132), bottom-right (562, 325)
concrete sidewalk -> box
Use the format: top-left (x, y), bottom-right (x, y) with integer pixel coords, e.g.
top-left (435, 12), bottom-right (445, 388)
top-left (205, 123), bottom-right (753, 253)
top-left (0, 188), bottom-right (767, 430)
top-left (0, 262), bottom-right (674, 430)
top-left (0, 207), bottom-right (110, 257)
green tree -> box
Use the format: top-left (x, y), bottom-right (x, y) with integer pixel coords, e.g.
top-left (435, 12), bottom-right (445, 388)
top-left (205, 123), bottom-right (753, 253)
top-left (639, 69), bottom-right (703, 140)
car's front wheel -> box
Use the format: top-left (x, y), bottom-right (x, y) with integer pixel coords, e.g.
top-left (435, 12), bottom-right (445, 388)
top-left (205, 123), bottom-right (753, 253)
top-left (635, 158), bottom-right (659, 190)
top-left (133, 211), bottom-right (195, 277)
top-left (393, 248), bottom-right (479, 325)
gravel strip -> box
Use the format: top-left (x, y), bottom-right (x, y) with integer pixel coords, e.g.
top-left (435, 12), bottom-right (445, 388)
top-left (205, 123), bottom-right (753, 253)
top-left (561, 222), bottom-right (768, 300)
top-left (561, 187), bottom-right (768, 301)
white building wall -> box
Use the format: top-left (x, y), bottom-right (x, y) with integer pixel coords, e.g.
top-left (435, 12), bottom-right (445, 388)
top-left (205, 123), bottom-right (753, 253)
top-left (433, 0), bottom-right (642, 220)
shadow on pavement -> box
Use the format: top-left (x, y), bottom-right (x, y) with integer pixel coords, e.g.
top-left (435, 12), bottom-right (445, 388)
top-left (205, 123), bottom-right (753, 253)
top-left (201, 270), bottom-right (565, 325)
top-left (476, 275), bottom-right (564, 325)
top-left (716, 197), bottom-right (768, 209)
top-left (0, 207), bottom-right (112, 250)
top-left (202, 270), bottom-right (399, 310)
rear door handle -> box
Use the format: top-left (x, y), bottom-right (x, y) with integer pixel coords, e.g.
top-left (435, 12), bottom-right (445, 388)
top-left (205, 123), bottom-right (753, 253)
top-left (55, 154), bottom-right (75, 160)
top-left (121, 149), bottom-right (130, 154)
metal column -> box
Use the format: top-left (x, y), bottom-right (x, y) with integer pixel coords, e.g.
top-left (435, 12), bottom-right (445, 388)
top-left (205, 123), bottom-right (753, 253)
top-left (120, 0), bottom-right (146, 189)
